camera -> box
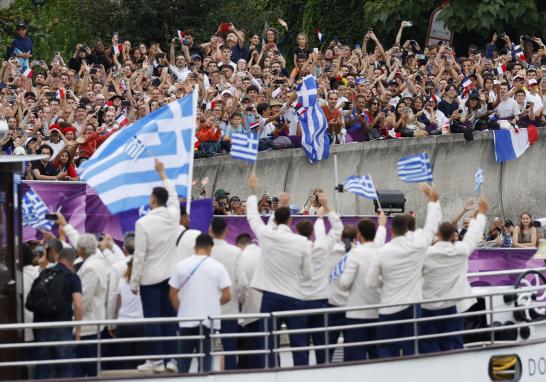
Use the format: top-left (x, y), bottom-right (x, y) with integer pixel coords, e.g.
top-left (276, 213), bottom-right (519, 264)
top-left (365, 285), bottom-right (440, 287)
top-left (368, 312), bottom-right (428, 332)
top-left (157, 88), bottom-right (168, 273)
top-left (522, 34), bottom-right (532, 42)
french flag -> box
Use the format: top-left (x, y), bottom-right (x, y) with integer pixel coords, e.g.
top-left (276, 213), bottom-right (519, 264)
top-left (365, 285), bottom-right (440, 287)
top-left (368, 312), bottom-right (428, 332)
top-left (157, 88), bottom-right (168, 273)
top-left (177, 30), bottom-right (185, 40)
top-left (494, 64), bottom-right (507, 76)
top-left (115, 113), bottom-right (129, 128)
top-left (315, 29), bottom-right (324, 43)
top-left (512, 45), bottom-right (526, 61)
top-left (493, 125), bottom-right (538, 162)
top-left (21, 65), bottom-right (33, 78)
top-left (295, 102), bottom-right (307, 116)
top-left (113, 44), bottom-right (123, 56)
top-left (55, 88), bottom-right (65, 100)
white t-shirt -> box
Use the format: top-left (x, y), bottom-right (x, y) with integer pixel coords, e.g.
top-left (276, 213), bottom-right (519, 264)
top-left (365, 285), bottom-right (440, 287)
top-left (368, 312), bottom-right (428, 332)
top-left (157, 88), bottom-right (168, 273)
top-left (495, 98), bottom-right (520, 119)
top-left (526, 91), bottom-right (543, 113)
top-left (116, 277), bottom-right (144, 320)
top-left (169, 255), bottom-right (231, 329)
top-left (169, 65), bottom-right (191, 82)
top-left (46, 139), bottom-right (65, 161)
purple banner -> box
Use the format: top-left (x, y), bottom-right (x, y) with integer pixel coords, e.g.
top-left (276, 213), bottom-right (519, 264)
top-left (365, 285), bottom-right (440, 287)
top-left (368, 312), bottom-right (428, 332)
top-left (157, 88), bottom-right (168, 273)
top-left (21, 182), bottom-right (541, 286)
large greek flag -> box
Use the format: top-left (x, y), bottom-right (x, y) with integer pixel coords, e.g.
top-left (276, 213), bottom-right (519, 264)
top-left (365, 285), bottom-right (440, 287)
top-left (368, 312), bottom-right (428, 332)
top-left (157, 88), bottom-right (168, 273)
top-left (22, 189), bottom-right (54, 231)
top-left (397, 153), bottom-right (433, 183)
top-left (78, 89), bottom-right (197, 214)
top-left (296, 75), bottom-right (330, 163)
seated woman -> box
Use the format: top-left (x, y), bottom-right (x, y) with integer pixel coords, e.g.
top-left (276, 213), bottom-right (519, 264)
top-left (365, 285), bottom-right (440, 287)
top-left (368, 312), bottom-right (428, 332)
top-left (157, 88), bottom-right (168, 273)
top-left (53, 149), bottom-right (79, 181)
top-left (512, 212), bottom-right (538, 248)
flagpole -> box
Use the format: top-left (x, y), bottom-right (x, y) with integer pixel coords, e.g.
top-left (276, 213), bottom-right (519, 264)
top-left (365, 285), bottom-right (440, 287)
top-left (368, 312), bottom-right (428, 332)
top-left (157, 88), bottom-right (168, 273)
top-left (186, 85), bottom-right (199, 215)
top-left (334, 154), bottom-right (341, 214)
top-left (369, 174), bottom-right (383, 214)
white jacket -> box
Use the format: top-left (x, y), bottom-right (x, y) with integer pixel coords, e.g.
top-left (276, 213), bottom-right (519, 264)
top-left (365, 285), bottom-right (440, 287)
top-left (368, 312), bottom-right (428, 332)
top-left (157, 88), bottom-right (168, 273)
top-left (327, 242), bottom-right (350, 307)
top-left (239, 244), bottom-right (263, 325)
top-left (301, 212), bottom-right (344, 301)
top-left (246, 195), bottom-right (313, 300)
top-left (340, 226), bottom-right (387, 319)
top-left (211, 239), bottom-right (248, 314)
top-left (422, 213), bottom-right (486, 312)
top-left (131, 178), bottom-right (180, 290)
top-left (367, 201), bottom-right (442, 315)
top-left (78, 253), bottom-right (108, 336)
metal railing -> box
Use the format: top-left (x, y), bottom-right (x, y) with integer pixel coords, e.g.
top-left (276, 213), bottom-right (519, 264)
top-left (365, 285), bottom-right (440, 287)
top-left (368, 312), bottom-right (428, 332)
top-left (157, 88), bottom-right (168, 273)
top-left (2, 277), bottom-right (546, 377)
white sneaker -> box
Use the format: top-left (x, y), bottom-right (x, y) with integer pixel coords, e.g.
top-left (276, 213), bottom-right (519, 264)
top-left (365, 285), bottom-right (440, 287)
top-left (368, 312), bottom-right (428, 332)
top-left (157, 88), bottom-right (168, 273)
top-left (165, 359), bottom-right (178, 373)
top-left (137, 360), bottom-right (165, 373)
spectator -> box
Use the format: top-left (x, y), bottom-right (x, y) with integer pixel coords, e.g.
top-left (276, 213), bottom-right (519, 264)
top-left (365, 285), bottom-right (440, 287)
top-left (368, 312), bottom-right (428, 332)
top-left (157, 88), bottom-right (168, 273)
top-left (27, 246), bottom-right (82, 379)
top-left (31, 144), bottom-right (64, 180)
top-left (8, 22), bottom-right (32, 68)
top-left (512, 212), bottom-right (539, 248)
top-left (52, 149), bottom-right (79, 181)
top-left (168, 234), bottom-right (231, 373)
top-left (130, 159), bottom-right (180, 373)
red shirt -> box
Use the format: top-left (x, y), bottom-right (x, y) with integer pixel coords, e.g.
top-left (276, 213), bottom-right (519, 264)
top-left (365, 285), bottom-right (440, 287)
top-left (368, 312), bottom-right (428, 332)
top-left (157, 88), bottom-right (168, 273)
top-left (196, 125), bottom-right (221, 143)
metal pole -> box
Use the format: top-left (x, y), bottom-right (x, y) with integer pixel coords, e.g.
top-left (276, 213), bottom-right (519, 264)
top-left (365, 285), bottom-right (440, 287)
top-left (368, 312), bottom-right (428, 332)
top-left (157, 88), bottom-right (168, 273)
top-left (96, 325), bottom-right (102, 376)
top-left (324, 312), bottom-right (330, 364)
top-left (272, 317), bottom-right (278, 368)
top-left (198, 321), bottom-right (203, 372)
top-left (489, 295), bottom-right (495, 346)
top-left (264, 317), bottom-right (269, 369)
top-left (334, 154), bottom-right (341, 214)
top-left (210, 319), bottom-right (215, 371)
top-left (413, 304), bottom-right (419, 355)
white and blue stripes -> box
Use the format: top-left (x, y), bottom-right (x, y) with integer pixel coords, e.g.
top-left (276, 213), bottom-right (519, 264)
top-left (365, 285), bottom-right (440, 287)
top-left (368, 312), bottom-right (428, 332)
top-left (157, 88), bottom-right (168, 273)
top-left (330, 254), bottom-right (348, 282)
top-left (231, 131), bottom-right (259, 162)
top-left (343, 175), bottom-right (378, 200)
top-left (78, 89), bottom-right (197, 214)
top-left (397, 153), bottom-right (433, 183)
top-left (475, 167), bottom-right (484, 193)
top-left (22, 189), bottom-right (54, 231)
top-left (296, 75), bottom-right (330, 163)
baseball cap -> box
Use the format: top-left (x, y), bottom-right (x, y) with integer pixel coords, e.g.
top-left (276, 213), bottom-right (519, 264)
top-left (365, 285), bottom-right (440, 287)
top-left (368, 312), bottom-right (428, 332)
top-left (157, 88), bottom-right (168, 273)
top-left (214, 189), bottom-right (230, 199)
top-left (16, 22), bottom-right (28, 30)
top-left (529, 79), bottom-right (538, 86)
top-left (220, 89), bottom-right (232, 97)
top-left (190, 54), bottom-right (202, 61)
top-left (387, 80), bottom-right (399, 86)
top-left (513, 74), bottom-right (525, 81)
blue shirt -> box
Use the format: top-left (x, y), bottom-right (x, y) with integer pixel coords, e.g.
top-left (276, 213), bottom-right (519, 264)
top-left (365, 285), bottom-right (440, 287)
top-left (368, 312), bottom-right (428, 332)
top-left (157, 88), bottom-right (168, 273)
top-left (8, 35), bottom-right (33, 57)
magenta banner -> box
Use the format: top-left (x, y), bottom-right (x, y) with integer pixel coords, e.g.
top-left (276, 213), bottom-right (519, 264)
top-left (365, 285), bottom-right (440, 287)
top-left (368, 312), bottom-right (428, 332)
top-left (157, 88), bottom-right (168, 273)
top-left (21, 181), bottom-right (540, 286)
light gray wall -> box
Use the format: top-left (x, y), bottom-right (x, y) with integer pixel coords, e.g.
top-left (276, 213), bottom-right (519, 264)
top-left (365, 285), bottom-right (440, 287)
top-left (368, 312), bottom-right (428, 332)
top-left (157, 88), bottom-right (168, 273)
top-left (193, 130), bottom-right (546, 225)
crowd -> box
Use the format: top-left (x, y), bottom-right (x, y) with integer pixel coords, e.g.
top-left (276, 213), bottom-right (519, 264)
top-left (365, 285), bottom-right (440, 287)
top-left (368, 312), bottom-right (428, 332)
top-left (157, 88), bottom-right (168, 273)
top-left (3, 21), bottom-right (546, 176)
top-left (23, 158), bottom-right (541, 379)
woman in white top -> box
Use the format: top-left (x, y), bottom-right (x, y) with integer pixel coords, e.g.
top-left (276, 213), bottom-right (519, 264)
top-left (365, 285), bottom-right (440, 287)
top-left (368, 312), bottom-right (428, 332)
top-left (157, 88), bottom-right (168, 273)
top-left (114, 258), bottom-right (145, 370)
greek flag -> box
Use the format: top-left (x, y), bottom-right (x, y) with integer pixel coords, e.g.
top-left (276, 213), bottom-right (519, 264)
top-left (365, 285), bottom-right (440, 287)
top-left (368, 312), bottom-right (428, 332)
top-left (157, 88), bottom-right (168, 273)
top-left (22, 189), bottom-right (54, 231)
top-left (296, 75), bottom-right (330, 163)
top-left (343, 175), bottom-right (378, 200)
top-left (78, 89), bottom-right (197, 214)
top-left (230, 131), bottom-right (259, 162)
top-left (475, 167), bottom-right (484, 193)
top-left (330, 254), bottom-right (348, 281)
top-left (397, 153), bottom-right (433, 183)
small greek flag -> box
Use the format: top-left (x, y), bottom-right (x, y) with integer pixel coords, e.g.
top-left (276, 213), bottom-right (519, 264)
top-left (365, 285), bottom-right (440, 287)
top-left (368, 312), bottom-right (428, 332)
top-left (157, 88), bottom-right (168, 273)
top-left (475, 167), bottom-right (484, 193)
top-left (398, 153), bottom-right (433, 183)
top-left (343, 175), bottom-right (378, 200)
top-left (22, 189), bottom-right (54, 231)
top-left (330, 254), bottom-right (348, 281)
top-left (230, 131), bottom-right (259, 162)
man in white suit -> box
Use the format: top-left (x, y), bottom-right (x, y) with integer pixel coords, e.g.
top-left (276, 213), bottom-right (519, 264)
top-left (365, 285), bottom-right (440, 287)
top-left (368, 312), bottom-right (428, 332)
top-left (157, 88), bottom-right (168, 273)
top-left (419, 196), bottom-right (488, 353)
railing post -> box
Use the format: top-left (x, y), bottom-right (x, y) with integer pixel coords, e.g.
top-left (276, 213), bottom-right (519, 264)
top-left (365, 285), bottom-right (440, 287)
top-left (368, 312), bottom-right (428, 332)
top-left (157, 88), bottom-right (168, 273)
top-left (489, 295), bottom-right (495, 346)
top-left (413, 304), bottom-right (419, 355)
top-left (198, 321), bottom-right (204, 372)
top-left (264, 317), bottom-right (269, 369)
top-left (210, 318), bottom-right (215, 371)
top-left (96, 324), bottom-right (102, 376)
top-left (324, 312), bottom-right (330, 364)
top-left (272, 316), bottom-right (278, 368)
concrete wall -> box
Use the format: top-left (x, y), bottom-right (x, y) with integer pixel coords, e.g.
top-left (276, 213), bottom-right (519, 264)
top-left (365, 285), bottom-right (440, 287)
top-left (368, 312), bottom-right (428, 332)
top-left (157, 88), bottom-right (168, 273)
top-left (193, 130), bottom-right (546, 225)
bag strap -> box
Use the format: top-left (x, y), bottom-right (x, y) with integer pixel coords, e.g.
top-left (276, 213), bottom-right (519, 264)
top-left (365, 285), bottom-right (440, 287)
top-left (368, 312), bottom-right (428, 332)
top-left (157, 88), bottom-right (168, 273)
top-left (176, 228), bottom-right (188, 247)
top-left (179, 257), bottom-right (207, 290)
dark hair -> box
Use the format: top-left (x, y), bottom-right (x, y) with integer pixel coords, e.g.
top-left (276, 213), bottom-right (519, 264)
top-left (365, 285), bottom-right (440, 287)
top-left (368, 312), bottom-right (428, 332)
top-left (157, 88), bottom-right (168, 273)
top-left (22, 244), bottom-right (35, 267)
top-left (246, 85), bottom-right (259, 94)
top-left (152, 186), bottom-right (168, 206)
top-left (58, 247), bottom-right (77, 263)
top-left (342, 225), bottom-right (357, 252)
top-left (124, 232), bottom-right (135, 255)
top-left (391, 215), bottom-right (409, 236)
top-left (183, 28), bottom-right (195, 37)
top-left (37, 144), bottom-right (53, 155)
top-left (407, 215), bottom-right (416, 232)
top-left (357, 219), bottom-right (376, 242)
top-left (256, 102), bottom-right (270, 116)
top-left (274, 207), bottom-right (291, 225)
top-left (195, 233), bottom-right (214, 249)
top-left (46, 238), bottom-right (63, 255)
top-left (210, 217), bottom-right (227, 236)
top-left (438, 222), bottom-right (455, 241)
top-left (235, 233), bottom-right (253, 246)
top-left (296, 220), bottom-right (314, 239)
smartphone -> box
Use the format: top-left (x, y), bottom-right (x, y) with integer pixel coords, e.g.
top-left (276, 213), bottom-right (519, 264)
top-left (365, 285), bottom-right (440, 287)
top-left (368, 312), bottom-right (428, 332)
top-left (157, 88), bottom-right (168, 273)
top-left (90, 68), bottom-right (98, 75)
top-left (313, 47), bottom-right (319, 54)
top-left (406, 21), bottom-right (413, 27)
top-left (45, 213), bottom-right (58, 221)
top-left (45, 91), bottom-right (57, 98)
top-left (274, 79), bottom-right (284, 85)
top-left (354, 44), bottom-right (360, 49)
top-left (121, 100), bottom-right (131, 108)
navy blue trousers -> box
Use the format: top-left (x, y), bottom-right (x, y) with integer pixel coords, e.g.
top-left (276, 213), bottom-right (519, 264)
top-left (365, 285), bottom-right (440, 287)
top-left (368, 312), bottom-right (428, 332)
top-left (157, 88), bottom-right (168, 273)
top-left (326, 306), bottom-right (348, 362)
top-left (140, 278), bottom-right (178, 362)
top-left (259, 291), bottom-right (308, 367)
top-left (344, 318), bottom-right (377, 361)
top-left (238, 320), bottom-right (265, 369)
top-left (377, 305), bottom-right (420, 358)
top-left (220, 319), bottom-right (239, 369)
top-left (34, 327), bottom-right (74, 379)
top-left (419, 306), bottom-right (463, 354)
top-left (302, 299), bottom-right (329, 364)
top-left (179, 327), bottom-right (211, 372)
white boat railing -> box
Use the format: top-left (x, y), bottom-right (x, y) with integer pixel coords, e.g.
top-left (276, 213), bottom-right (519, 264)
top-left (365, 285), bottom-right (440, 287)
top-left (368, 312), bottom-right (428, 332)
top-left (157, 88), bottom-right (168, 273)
top-left (1, 277), bottom-right (546, 377)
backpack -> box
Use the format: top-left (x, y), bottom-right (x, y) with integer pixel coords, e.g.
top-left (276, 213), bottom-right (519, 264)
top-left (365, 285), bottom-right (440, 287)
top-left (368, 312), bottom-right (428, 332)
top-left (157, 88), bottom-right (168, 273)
top-left (26, 268), bottom-right (69, 317)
